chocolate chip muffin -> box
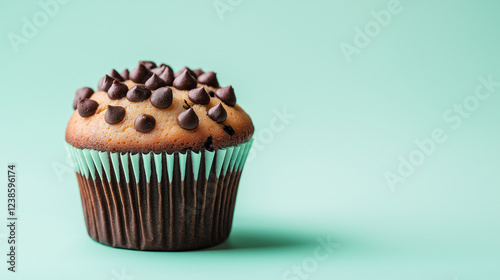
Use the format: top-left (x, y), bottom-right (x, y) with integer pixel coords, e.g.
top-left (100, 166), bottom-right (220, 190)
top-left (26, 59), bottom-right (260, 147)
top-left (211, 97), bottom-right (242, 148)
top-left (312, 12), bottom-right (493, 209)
top-left (65, 61), bottom-right (254, 251)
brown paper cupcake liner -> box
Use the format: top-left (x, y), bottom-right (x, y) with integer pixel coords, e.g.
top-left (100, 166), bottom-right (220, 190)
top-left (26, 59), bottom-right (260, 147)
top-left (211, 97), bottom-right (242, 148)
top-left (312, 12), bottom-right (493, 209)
top-left (66, 140), bottom-right (253, 251)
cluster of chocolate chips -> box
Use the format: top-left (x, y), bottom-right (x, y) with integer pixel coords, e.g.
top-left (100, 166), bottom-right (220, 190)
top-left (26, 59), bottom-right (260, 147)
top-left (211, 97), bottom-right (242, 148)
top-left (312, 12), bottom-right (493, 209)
top-left (72, 61), bottom-right (238, 134)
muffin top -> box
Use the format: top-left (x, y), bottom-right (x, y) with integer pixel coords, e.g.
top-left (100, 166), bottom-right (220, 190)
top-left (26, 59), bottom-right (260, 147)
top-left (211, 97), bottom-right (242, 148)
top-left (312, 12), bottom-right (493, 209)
top-left (65, 61), bottom-right (254, 153)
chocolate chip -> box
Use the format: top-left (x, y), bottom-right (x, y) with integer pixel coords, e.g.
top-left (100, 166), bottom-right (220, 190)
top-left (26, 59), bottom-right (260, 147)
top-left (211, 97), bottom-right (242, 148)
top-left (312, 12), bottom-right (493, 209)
top-left (73, 87), bottom-right (94, 109)
top-left (197, 71), bottom-right (219, 87)
top-left (207, 103), bottom-right (227, 123)
top-left (183, 99), bottom-right (191, 109)
top-left (151, 65), bottom-right (166, 75)
top-left (145, 73), bottom-right (166, 90)
top-left (215, 85), bottom-right (236, 106)
top-left (175, 66), bottom-right (196, 78)
top-left (173, 70), bottom-right (198, 90)
top-left (120, 69), bottom-right (130, 80)
top-left (208, 90), bottom-right (215, 97)
top-left (193, 68), bottom-right (204, 77)
top-left (134, 114), bottom-right (156, 133)
top-left (107, 80), bottom-right (128, 99)
top-left (109, 69), bottom-right (124, 81)
top-left (177, 108), bottom-right (199, 130)
top-left (223, 125), bottom-right (235, 136)
top-left (204, 136), bottom-right (213, 150)
top-left (140, 61), bottom-right (156, 69)
top-left (104, 105), bottom-right (126, 124)
top-left (150, 87), bottom-right (173, 109)
top-left (97, 75), bottom-right (115, 92)
top-left (130, 63), bottom-right (152, 83)
top-left (127, 84), bottom-right (152, 102)
top-left (77, 98), bottom-right (99, 117)
top-left (188, 87), bottom-right (210, 105)
top-left (159, 66), bottom-right (174, 85)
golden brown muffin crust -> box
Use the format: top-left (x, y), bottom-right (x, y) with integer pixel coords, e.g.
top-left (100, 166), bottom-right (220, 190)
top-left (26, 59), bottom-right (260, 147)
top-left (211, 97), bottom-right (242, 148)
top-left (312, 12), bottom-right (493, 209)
top-left (66, 79), bottom-right (254, 153)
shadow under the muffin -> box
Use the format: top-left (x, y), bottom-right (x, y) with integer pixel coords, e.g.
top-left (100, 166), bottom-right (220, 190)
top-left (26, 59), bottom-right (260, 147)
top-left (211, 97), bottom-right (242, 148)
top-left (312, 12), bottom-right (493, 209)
top-left (205, 229), bottom-right (314, 251)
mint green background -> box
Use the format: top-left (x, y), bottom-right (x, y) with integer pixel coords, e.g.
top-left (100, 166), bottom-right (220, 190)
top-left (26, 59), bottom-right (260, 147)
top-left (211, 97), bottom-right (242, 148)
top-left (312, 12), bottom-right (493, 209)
top-left (1, 0), bottom-right (500, 279)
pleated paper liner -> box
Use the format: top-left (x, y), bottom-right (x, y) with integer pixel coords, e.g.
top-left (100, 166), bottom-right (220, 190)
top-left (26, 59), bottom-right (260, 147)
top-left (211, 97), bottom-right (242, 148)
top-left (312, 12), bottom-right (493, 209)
top-left (65, 139), bottom-right (253, 251)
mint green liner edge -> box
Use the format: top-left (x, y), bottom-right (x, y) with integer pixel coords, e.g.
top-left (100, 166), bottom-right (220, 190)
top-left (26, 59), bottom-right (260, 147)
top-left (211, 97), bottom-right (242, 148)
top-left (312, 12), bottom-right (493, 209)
top-left (64, 139), bottom-right (254, 184)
